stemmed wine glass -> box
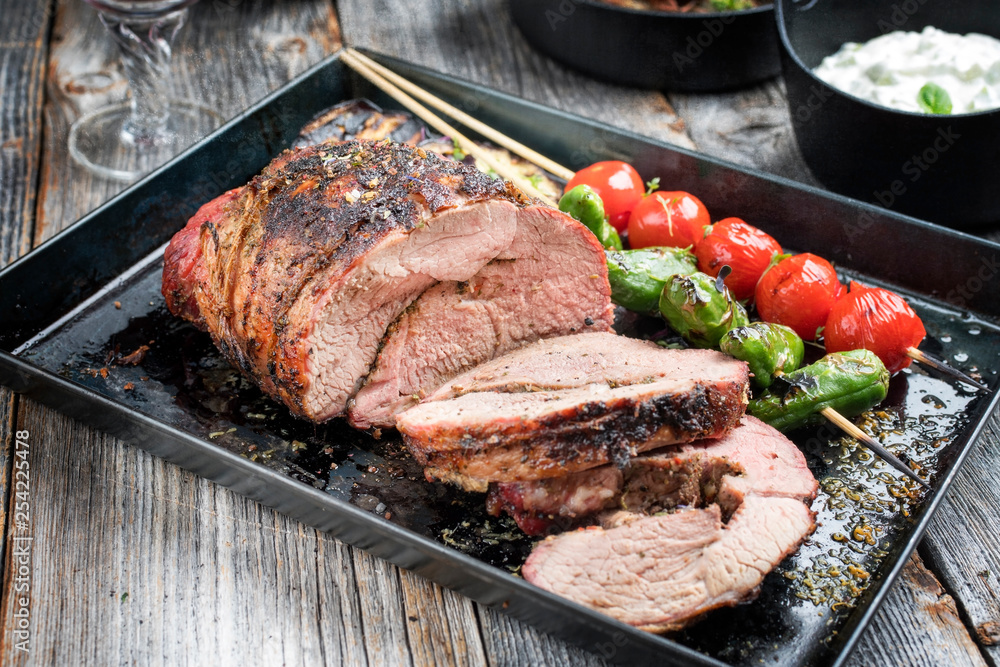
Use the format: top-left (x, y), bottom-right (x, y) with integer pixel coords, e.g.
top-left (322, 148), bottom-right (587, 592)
top-left (69, 0), bottom-right (222, 182)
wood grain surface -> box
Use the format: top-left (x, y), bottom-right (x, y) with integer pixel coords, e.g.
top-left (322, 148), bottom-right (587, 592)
top-left (0, 0), bottom-right (50, 265)
top-left (0, 0), bottom-right (998, 665)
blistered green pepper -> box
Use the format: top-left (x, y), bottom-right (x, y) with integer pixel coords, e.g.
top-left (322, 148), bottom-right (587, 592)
top-left (558, 185), bottom-right (623, 250)
top-left (720, 322), bottom-right (804, 389)
top-left (658, 271), bottom-right (749, 348)
top-left (605, 247), bottom-right (698, 314)
top-left (749, 349), bottom-right (889, 432)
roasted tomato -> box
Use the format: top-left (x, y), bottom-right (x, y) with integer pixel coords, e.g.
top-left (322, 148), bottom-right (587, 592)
top-left (564, 161), bottom-right (644, 233)
top-left (695, 217), bottom-right (782, 301)
top-left (824, 283), bottom-right (926, 373)
top-left (626, 191), bottom-right (710, 250)
top-left (755, 253), bottom-right (844, 341)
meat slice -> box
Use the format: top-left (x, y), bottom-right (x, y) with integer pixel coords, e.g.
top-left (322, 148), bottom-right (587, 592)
top-left (162, 139), bottom-right (610, 422)
top-left (348, 205), bottom-right (614, 429)
top-left (395, 333), bottom-right (749, 483)
top-left (490, 416), bottom-right (817, 534)
top-left (519, 416), bottom-right (818, 632)
top-left (521, 495), bottom-right (816, 633)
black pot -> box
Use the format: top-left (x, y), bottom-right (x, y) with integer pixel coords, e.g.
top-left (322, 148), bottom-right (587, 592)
top-left (776, 0), bottom-right (1000, 228)
top-left (508, 0), bottom-right (780, 92)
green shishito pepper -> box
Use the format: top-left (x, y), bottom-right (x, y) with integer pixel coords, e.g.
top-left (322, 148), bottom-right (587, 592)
top-left (658, 271), bottom-right (749, 348)
top-left (606, 247), bottom-right (698, 314)
top-left (558, 185), bottom-right (623, 250)
top-left (720, 322), bottom-right (804, 389)
top-left (749, 349), bottom-right (890, 432)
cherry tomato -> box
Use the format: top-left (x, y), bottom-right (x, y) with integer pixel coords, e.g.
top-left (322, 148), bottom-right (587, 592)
top-left (824, 283), bottom-right (926, 373)
top-left (564, 161), bottom-right (644, 233)
top-left (755, 253), bottom-right (844, 341)
top-left (626, 191), bottom-right (710, 250)
top-left (695, 217), bottom-right (782, 302)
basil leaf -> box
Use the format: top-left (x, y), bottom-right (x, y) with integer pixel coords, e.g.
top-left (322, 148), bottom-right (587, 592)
top-left (917, 83), bottom-right (953, 115)
top-left (709, 0), bottom-right (754, 10)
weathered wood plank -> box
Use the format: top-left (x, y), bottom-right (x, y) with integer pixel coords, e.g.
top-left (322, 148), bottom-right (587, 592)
top-left (0, 398), bottom-right (373, 665)
top-left (0, 0), bottom-right (52, 266)
top-left (850, 553), bottom-right (988, 667)
top-left (0, 390), bottom-right (16, 603)
top-left (920, 412), bottom-right (1000, 664)
top-left (476, 604), bottom-right (609, 667)
top-left (351, 550), bottom-right (416, 666)
top-left (397, 568), bottom-right (488, 666)
top-left (666, 79), bottom-right (819, 184)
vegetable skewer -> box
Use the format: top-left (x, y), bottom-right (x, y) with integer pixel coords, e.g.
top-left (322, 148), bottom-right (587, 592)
top-left (339, 56), bottom-right (970, 484)
top-left (824, 283), bottom-right (988, 392)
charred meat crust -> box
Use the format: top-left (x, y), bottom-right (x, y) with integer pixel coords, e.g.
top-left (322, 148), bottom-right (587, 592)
top-left (487, 415), bottom-right (818, 535)
top-left (169, 139), bottom-right (534, 420)
top-left (406, 378), bottom-right (748, 481)
top-left (293, 99), bottom-right (427, 148)
top-left (487, 453), bottom-right (742, 536)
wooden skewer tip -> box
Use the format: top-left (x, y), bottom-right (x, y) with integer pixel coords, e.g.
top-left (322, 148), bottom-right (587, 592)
top-left (907, 347), bottom-right (989, 392)
top-left (820, 408), bottom-right (929, 489)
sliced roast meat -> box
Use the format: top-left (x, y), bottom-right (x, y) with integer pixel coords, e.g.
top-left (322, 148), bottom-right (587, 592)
top-left (395, 333), bottom-right (749, 482)
top-left (519, 416), bottom-right (818, 631)
top-left (490, 416), bottom-right (817, 534)
top-left (163, 139), bottom-right (612, 422)
top-left (348, 205), bottom-right (614, 429)
top-left (521, 495), bottom-right (816, 633)
top-left (424, 331), bottom-right (737, 401)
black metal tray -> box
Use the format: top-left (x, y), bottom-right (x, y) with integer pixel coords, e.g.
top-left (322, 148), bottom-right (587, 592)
top-left (2, 51), bottom-right (999, 667)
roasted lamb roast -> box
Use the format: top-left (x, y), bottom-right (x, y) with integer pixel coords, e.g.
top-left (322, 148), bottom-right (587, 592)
top-left (163, 139), bottom-right (613, 423)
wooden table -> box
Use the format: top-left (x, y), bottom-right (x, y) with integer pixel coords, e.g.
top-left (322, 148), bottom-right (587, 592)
top-left (2, 1), bottom-right (998, 664)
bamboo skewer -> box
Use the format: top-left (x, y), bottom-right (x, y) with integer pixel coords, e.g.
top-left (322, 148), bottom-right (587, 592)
top-left (907, 347), bottom-right (988, 391)
top-left (337, 52), bottom-right (946, 488)
top-left (344, 48), bottom-right (576, 182)
top-left (820, 408), bottom-right (929, 489)
top-left (339, 49), bottom-right (558, 206)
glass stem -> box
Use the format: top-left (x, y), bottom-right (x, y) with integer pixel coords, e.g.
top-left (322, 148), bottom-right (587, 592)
top-left (98, 8), bottom-right (188, 145)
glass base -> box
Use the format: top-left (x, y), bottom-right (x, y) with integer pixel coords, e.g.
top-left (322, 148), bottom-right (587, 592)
top-left (69, 100), bottom-right (222, 182)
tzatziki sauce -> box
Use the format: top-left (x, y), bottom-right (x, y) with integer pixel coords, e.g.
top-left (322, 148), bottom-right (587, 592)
top-left (812, 26), bottom-right (1000, 114)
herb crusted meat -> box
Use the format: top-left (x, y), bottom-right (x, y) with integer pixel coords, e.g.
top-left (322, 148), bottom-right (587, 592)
top-left (162, 139), bottom-right (612, 422)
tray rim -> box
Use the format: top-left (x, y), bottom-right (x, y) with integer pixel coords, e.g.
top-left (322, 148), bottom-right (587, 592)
top-left (2, 48), bottom-right (999, 667)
